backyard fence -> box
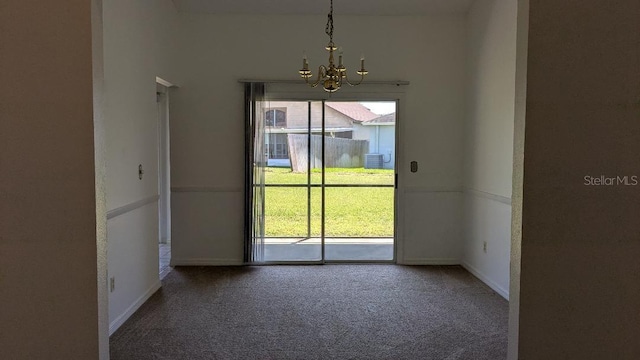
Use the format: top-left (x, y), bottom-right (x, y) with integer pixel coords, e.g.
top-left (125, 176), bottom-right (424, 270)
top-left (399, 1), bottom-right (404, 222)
top-left (288, 134), bottom-right (369, 172)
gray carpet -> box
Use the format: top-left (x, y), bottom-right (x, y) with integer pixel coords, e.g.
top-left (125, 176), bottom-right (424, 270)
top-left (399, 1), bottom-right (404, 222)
top-left (110, 266), bottom-right (508, 360)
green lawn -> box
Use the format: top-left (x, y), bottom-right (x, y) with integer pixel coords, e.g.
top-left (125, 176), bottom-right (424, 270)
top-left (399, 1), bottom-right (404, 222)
top-left (265, 166), bottom-right (394, 185)
top-left (264, 167), bottom-right (394, 237)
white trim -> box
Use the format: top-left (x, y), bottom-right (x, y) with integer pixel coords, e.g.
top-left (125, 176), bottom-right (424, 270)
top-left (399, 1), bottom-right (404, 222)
top-left (155, 76), bottom-right (177, 88)
top-left (108, 280), bottom-right (161, 336)
top-left (170, 258), bottom-right (244, 266)
top-left (464, 187), bottom-right (512, 205)
top-left (106, 195), bottom-right (159, 220)
top-left (400, 258), bottom-right (460, 265)
top-left (171, 187), bottom-right (243, 193)
top-left (461, 262), bottom-right (509, 300)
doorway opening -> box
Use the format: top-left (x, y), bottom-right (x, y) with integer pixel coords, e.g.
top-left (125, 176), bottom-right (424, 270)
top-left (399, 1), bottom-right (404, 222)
top-left (156, 83), bottom-right (172, 278)
top-left (255, 100), bottom-right (397, 263)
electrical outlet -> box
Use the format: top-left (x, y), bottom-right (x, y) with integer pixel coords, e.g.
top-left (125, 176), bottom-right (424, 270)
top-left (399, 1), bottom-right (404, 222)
top-left (110, 277), bottom-right (115, 292)
top-left (483, 241), bottom-right (487, 253)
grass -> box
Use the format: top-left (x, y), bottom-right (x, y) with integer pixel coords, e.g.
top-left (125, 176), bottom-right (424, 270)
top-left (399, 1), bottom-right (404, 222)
top-left (264, 167), bottom-right (394, 237)
top-left (265, 167), bottom-right (394, 185)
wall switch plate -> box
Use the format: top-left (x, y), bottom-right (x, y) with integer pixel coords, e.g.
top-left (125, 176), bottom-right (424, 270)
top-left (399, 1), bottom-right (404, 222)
top-left (410, 161), bottom-right (418, 173)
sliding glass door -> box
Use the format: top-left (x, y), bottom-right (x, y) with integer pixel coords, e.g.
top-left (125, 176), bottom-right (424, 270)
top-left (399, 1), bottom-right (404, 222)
top-left (247, 96), bottom-right (397, 263)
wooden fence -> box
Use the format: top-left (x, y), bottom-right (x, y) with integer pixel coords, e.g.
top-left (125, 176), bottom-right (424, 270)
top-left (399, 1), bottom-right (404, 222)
top-left (288, 134), bottom-right (369, 172)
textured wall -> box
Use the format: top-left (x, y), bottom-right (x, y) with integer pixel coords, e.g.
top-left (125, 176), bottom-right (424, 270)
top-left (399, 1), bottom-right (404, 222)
top-left (518, 1), bottom-right (640, 358)
top-left (508, 0), bottom-right (529, 357)
top-left (92, 0), bottom-right (109, 357)
top-left (0, 1), bottom-right (102, 358)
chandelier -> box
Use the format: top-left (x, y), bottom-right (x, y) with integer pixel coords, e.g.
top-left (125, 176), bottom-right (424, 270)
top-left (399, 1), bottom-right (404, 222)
top-left (298, 0), bottom-right (368, 93)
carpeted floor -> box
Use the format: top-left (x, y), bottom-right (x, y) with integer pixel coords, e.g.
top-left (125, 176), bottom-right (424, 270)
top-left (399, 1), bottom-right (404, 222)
top-left (110, 265), bottom-right (508, 360)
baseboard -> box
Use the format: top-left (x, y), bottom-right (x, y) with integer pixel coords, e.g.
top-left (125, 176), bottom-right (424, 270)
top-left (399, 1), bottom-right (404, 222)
top-left (171, 258), bottom-right (244, 266)
top-left (461, 261), bottom-right (509, 300)
top-left (109, 280), bottom-right (161, 336)
top-left (400, 258), bottom-right (460, 265)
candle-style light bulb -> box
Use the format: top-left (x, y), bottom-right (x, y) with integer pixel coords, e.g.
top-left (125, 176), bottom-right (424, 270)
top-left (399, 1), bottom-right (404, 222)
top-left (360, 54), bottom-right (365, 70)
top-left (302, 51), bottom-right (308, 69)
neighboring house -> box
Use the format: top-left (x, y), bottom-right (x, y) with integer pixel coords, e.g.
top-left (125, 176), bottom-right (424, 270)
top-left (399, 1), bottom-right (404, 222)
top-left (356, 113), bottom-right (396, 170)
top-left (265, 101), bottom-right (395, 168)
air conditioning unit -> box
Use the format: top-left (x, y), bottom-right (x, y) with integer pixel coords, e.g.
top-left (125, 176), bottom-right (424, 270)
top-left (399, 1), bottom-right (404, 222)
top-left (364, 154), bottom-right (383, 169)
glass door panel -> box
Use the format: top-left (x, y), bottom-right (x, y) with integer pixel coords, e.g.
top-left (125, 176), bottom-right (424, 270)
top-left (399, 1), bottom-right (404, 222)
top-left (323, 101), bottom-right (396, 262)
top-left (263, 101), bottom-right (322, 262)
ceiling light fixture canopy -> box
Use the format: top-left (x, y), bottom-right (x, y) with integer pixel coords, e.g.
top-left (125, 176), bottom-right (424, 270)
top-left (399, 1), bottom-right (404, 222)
top-left (299, 0), bottom-right (368, 93)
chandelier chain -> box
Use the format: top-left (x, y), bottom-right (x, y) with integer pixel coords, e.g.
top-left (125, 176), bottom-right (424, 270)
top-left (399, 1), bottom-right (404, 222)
top-left (325, 0), bottom-right (334, 43)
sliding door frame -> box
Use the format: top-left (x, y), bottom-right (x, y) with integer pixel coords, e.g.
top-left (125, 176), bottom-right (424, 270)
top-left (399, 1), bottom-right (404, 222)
top-left (256, 83), bottom-right (407, 265)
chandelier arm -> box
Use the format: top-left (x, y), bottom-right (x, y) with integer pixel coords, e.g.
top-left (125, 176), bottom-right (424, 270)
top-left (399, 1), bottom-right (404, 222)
top-left (303, 65), bottom-right (328, 88)
top-left (342, 71), bottom-right (366, 87)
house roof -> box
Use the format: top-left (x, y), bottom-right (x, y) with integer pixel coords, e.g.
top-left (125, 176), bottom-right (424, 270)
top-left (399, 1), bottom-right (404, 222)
top-left (363, 113), bottom-right (396, 125)
top-left (326, 102), bottom-right (379, 123)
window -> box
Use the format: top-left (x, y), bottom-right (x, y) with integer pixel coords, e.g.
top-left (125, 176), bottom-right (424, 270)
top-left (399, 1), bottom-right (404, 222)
top-left (266, 133), bottom-right (289, 159)
top-left (266, 109), bottom-right (286, 127)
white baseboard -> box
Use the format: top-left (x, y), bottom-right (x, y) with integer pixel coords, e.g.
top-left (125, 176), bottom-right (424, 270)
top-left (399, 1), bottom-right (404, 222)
top-left (171, 258), bottom-right (244, 266)
top-left (400, 258), bottom-right (460, 265)
top-left (461, 261), bottom-right (509, 300)
top-left (109, 280), bottom-right (161, 336)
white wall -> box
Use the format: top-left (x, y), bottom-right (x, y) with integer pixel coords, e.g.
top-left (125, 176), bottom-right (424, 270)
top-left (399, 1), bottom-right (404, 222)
top-left (378, 125), bottom-right (396, 170)
top-left (103, 0), bottom-right (179, 333)
top-left (353, 124), bottom-right (395, 169)
top-left (170, 14), bottom-right (467, 264)
top-left (461, 0), bottom-right (517, 299)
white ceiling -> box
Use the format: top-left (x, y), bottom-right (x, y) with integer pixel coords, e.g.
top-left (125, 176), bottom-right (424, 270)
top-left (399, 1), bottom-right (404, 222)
top-left (172, 0), bottom-right (475, 16)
